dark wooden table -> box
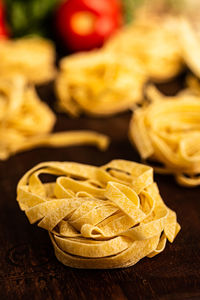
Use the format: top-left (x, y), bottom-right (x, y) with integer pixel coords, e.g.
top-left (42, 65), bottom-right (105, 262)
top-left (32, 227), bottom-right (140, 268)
top-left (0, 80), bottom-right (200, 300)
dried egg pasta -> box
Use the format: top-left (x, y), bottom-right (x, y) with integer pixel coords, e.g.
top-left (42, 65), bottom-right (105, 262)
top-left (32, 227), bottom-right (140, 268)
top-left (129, 86), bottom-right (200, 187)
top-left (55, 50), bottom-right (146, 117)
top-left (0, 38), bottom-right (56, 84)
top-left (186, 75), bottom-right (200, 96)
top-left (0, 75), bottom-right (109, 160)
top-left (17, 159), bottom-right (180, 269)
top-left (179, 18), bottom-right (200, 79)
top-left (105, 17), bottom-right (182, 82)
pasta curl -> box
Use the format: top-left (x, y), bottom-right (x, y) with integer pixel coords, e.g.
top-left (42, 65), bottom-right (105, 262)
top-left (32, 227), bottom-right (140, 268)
top-left (0, 38), bottom-right (56, 84)
top-left (0, 75), bottom-right (109, 160)
top-left (55, 50), bottom-right (146, 117)
top-left (17, 160), bottom-right (180, 269)
top-left (105, 17), bottom-right (182, 82)
top-left (129, 86), bottom-right (200, 187)
top-left (179, 18), bottom-right (200, 79)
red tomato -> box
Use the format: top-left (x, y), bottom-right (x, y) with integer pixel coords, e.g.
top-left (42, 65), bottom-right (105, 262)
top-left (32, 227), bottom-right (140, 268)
top-left (55, 0), bottom-right (122, 52)
top-left (0, 0), bottom-right (8, 38)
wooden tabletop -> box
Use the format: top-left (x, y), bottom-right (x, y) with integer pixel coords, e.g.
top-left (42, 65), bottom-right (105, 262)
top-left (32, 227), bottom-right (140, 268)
top-left (0, 80), bottom-right (200, 300)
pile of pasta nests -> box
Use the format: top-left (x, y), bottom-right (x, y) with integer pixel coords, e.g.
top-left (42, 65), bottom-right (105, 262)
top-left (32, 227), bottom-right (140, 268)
top-left (1, 14), bottom-right (199, 186)
top-left (54, 15), bottom-right (200, 187)
top-left (1, 12), bottom-right (200, 269)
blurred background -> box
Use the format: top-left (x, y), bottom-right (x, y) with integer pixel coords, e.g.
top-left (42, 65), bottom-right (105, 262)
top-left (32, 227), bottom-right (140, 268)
top-left (1, 0), bottom-right (200, 54)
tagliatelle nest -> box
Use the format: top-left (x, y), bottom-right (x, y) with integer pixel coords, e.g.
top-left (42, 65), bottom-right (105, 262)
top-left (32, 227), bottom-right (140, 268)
top-left (0, 38), bottom-right (56, 84)
top-left (55, 50), bottom-right (146, 117)
top-left (186, 75), bottom-right (200, 96)
top-left (179, 17), bottom-right (200, 79)
top-left (0, 75), bottom-right (109, 160)
top-left (129, 86), bottom-right (200, 187)
top-left (105, 17), bottom-right (182, 82)
top-left (17, 160), bottom-right (180, 269)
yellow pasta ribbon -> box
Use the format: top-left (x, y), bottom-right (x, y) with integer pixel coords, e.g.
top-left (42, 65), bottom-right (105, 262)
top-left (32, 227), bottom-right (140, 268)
top-left (129, 85), bottom-right (200, 187)
top-left (55, 50), bottom-right (146, 117)
top-left (0, 38), bottom-right (56, 84)
top-left (179, 17), bottom-right (200, 79)
top-left (17, 159), bottom-right (180, 269)
top-left (186, 75), bottom-right (200, 97)
top-left (0, 75), bottom-right (109, 160)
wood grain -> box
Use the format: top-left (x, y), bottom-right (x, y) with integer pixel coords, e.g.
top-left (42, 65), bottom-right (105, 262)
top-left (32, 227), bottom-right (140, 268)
top-left (0, 78), bottom-right (200, 300)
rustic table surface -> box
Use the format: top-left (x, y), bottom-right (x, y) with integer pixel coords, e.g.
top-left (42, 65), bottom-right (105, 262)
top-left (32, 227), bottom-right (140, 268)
top-left (0, 78), bottom-right (200, 300)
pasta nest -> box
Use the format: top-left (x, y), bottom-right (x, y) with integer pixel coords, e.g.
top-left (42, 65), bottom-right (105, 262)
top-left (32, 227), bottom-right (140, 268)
top-left (0, 75), bottom-right (55, 159)
top-left (179, 17), bottom-right (200, 79)
top-left (0, 75), bottom-right (109, 160)
top-left (105, 17), bottom-right (182, 82)
top-left (55, 50), bottom-right (146, 117)
top-left (186, 75), bottom-right (200, 96)
top-left (17, 160), bottom-right (180, 269)
top-left (0, 38), bottom-right (56, 84)
top-left (129, 86), bottom-right (200, 187)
